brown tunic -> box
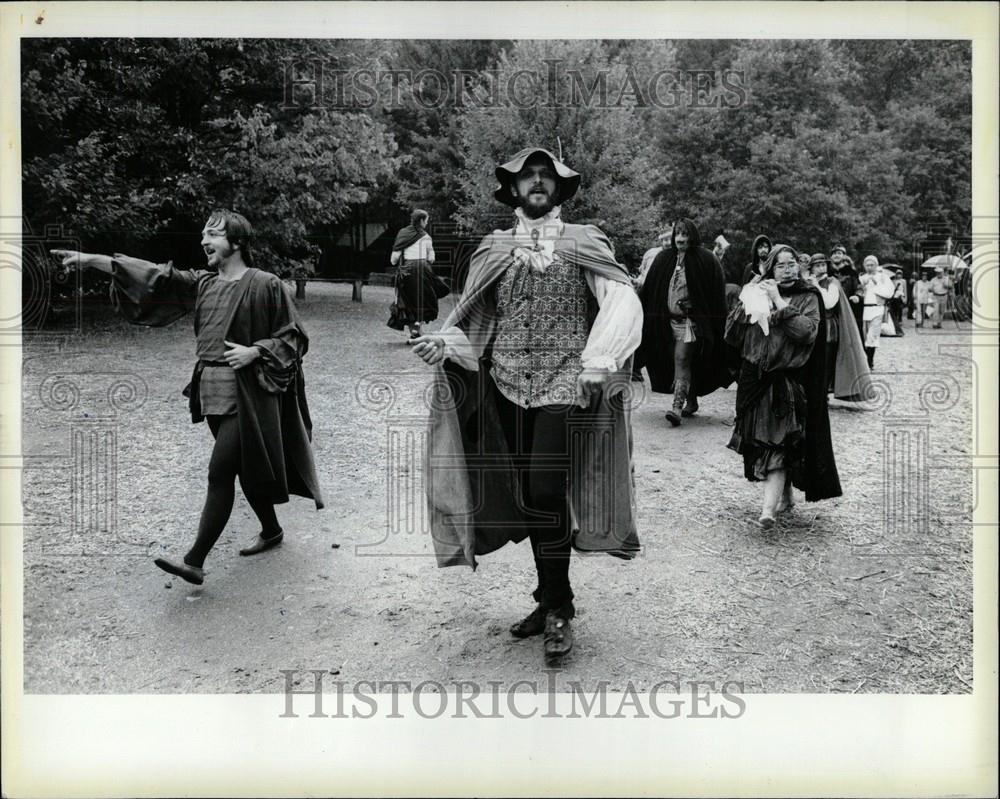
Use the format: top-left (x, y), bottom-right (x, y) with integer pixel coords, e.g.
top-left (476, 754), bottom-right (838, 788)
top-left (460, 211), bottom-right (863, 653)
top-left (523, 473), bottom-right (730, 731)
top-left (194, 277), bottom-right (242, 415)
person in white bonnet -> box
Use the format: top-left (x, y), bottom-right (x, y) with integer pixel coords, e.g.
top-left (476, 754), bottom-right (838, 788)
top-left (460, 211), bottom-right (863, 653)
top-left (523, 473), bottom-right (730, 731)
top-left (857, 254), bottom-right (895, 369)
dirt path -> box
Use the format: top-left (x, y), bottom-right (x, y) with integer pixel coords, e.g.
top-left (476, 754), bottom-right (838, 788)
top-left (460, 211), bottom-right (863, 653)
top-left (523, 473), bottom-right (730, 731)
top-left (22, 283), bottom-right (973, 693)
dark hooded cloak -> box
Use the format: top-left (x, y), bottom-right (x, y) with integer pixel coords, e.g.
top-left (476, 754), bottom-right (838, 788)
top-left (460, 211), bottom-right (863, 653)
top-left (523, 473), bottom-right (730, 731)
top-left (636, 219), bottom-right (732, 397)
top-left (740, 234), bottom-right (773, 285)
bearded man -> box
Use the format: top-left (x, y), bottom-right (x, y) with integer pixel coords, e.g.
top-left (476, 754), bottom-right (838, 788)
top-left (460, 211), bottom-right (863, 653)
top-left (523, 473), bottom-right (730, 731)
top-left (52, 210), bottom-right (323, 585)
top-left (636, 218), bottom-right (731, 426)
top-left (410, 148), bottom-right (642, 667)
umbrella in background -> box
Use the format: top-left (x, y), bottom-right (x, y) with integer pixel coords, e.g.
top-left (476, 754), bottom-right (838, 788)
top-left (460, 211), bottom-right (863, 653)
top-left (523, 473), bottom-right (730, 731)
top-left (920, 254), bottom-right (971, 322)
top-left (920, 253), bottom-right (966, 272)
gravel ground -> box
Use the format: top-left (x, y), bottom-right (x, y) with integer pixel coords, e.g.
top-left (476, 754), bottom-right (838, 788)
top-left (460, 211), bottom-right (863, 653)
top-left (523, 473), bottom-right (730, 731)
top-left (21, 282), bottom-right (974, 693)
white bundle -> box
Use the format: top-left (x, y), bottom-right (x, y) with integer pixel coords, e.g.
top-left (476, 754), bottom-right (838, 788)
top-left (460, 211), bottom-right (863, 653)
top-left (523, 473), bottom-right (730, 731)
top-left (738, 283), bottom-right (772, 336)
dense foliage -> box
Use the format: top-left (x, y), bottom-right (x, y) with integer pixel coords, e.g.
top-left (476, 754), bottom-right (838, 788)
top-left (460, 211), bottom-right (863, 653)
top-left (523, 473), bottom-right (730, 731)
top-left (22, 37), bottom-right (970, 278)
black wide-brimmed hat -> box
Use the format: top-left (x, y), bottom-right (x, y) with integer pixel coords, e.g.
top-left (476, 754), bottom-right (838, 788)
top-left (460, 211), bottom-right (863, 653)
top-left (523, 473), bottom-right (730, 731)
top-left (493, 147), bottom-right (581, 207)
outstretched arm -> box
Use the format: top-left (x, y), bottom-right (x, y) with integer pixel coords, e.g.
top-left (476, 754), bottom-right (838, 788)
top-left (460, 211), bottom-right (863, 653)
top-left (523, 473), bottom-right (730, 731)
top-left (52, 249), bottom-right (203, 326)
top-left (51, 250), bottom-right (114, 275)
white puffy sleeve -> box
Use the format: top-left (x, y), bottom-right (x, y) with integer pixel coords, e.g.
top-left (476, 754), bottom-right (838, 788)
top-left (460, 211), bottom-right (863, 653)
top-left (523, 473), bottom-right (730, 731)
top-left (820, 279), bottom-right (840, 310)
top-left (581, 274), bottom-right (643, 370)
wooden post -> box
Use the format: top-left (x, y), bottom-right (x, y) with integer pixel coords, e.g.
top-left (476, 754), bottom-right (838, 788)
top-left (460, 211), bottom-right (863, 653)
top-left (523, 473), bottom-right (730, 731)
top-left (295, 278), bottom-right (306, 301)
top-left (352, 278), bottom-right (363, 302)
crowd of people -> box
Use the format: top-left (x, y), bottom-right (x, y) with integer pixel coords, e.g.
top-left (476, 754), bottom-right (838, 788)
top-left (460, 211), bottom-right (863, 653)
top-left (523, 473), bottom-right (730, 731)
top-left (48, 144), bottom-right (958, 670)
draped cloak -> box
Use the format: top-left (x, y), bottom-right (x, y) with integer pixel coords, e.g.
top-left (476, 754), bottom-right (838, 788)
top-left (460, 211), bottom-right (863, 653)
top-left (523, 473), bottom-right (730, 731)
top-left (637, 243), bottom-right (732, 397)
top-left (729, 280), bottom-right (841, 502)
top-left (425, 225), bottom-right (641, 569)
top-left (392, 224), bottom-right (425, 253)
top-left (829, 282), bottom-right (875, 402)
top-left (108, 256), bottom-right (324, 509)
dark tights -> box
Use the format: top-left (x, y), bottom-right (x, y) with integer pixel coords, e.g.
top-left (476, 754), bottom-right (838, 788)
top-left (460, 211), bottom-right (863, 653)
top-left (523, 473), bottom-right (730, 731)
top-left (493, 384), bottom-right (575, 618)
top-left (184, 415), bottom-right (281, 568)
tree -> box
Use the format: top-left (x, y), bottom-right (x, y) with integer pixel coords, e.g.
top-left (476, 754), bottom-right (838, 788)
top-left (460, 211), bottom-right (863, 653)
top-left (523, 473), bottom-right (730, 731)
top-left (379, 40), bottom-right (510, 227)
top-left (836, 40), bottom-right (972, 245)
top-left (452, 40), bottom-right (662, 266)
top-left (21, 38), bottom-right (401, 278)
top-left (648, 40), bottom-right (915, 263)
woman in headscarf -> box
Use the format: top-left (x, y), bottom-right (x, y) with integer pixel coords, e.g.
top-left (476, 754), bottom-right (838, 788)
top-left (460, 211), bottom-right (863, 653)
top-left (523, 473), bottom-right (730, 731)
top-left (725, 244), bottom-right (842, 528)
top-left (797, 251), bottom-right (813, 277)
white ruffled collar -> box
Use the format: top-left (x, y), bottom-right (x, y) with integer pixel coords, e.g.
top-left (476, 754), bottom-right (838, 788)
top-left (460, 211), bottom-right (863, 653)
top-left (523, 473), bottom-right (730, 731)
top-left (514, 206), bottom-right (564, 239)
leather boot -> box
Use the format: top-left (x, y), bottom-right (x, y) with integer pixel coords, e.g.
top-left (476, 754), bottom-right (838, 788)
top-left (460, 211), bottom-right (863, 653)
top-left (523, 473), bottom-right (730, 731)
top-left (666, 382), bottom-right (688, 427)
top-left (510, 605), bottom-right (547, 639)
top-left (543, 611), bottom-right (573, 666)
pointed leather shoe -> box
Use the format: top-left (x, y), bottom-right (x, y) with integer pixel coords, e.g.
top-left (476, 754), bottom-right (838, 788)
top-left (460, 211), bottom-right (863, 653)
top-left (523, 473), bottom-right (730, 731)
top-left (239, 531), bottom-right (284, 557)
top-left (510, 605), bottom-right (547, 638)
top-left (154, 556), bottom-right (204, 585)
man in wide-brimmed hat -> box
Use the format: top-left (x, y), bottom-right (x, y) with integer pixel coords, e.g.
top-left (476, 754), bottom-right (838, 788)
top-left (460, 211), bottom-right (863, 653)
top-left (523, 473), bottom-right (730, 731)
top-left (410, 146), bottom-right (643, 667)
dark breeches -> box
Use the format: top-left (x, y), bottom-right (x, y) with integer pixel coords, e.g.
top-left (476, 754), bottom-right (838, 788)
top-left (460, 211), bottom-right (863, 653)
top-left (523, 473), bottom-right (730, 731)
top-left (493, 383), bottom-right (576, 618)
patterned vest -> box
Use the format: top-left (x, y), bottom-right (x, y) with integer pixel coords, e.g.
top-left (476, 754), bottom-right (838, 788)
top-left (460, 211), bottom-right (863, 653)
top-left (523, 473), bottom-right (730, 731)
top-left (490, 254), bottom-right (591, 408)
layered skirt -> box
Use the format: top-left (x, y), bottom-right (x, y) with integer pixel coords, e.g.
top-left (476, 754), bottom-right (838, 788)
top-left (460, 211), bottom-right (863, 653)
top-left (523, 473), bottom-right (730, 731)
top-left (727, 360), bottom-right (807, 482)
top-left (387, 260), bottom-right (447, 329)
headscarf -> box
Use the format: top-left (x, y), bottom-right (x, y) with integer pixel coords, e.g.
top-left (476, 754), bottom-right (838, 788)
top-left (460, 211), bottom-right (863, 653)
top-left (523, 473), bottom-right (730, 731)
top-left (758, 243), bottom-right (800, 280)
